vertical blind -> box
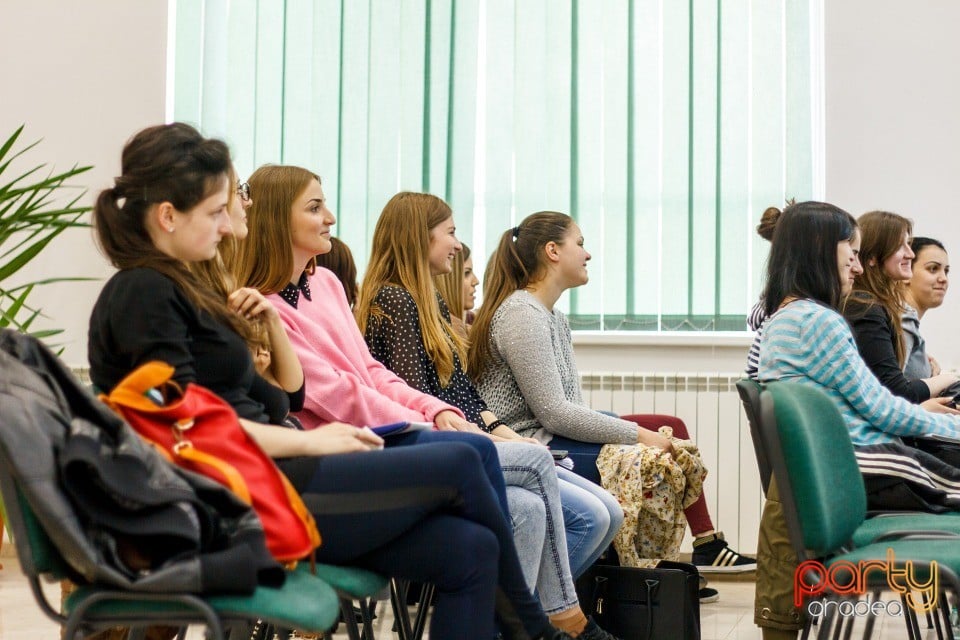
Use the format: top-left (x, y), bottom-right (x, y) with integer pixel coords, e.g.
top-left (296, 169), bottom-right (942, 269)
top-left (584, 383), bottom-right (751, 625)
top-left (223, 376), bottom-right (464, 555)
top-left (171, 0), bottom-right (821, 331)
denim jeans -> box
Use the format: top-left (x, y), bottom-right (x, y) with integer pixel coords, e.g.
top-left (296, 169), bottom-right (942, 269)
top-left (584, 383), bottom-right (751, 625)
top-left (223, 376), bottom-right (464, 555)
top-left (496, 441), bottom-right (579, 614)
top-left (556, 466), bottom-right (624, 577)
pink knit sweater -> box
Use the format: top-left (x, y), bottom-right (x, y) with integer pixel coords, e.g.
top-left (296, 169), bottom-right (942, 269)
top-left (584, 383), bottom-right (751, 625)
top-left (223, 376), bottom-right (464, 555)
top-left (269, 269), bottom-right (462, 429)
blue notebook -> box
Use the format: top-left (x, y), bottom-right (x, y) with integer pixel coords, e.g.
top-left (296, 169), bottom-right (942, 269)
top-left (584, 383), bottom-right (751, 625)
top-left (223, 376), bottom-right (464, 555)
top-left (371, 421), bottom-right (433, 437)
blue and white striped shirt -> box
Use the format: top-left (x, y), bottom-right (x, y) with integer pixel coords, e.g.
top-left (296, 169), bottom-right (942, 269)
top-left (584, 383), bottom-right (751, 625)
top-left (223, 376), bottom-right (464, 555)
top-left (758, 298), bottom-right (960, 446)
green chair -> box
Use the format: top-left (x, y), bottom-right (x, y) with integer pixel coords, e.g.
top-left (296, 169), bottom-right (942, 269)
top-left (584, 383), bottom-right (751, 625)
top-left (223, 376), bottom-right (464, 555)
top-left (741, 378), bottom-right (960, 545)
top-left (0, 466), bottom-right (340, 640)
top-left (312, 562), bottom-right (388, 640)
top-left (761, 382), bottom-right (960, 640)
top-left (736, 379), bottom-right (773, 493)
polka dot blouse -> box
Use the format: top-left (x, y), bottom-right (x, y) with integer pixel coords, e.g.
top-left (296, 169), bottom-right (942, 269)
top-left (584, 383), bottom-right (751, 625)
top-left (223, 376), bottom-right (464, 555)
top-left (363, 285), bottom-right (490, 429)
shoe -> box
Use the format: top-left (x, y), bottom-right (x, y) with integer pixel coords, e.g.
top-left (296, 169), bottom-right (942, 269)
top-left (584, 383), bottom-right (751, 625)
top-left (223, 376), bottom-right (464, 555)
top-left (699, 586), bottom-right (720, 603)
top-left (691, 532), bottom-right (757, 573)
top-left (577, 616), bottom-right (621, 640)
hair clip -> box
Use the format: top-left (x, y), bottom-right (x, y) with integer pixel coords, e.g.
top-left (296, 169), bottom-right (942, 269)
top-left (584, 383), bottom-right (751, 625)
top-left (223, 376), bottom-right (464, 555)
top-left (512, 226), bottom-right (520, 239)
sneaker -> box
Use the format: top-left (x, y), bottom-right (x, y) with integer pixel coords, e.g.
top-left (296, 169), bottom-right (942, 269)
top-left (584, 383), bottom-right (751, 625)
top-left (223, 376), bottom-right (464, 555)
top-left (577, 616), bottom-right (621, 640)
top-left (699, 586), bottom-right (720, 603)
top-left (691, 532), bottom-right (757, 573)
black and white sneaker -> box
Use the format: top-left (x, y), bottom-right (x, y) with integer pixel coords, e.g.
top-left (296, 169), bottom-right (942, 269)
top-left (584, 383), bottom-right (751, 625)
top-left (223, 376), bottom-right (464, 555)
top-left (691, 532), bottom-right (757, 573)
top-left (698, 575), bottom-right (720, 603)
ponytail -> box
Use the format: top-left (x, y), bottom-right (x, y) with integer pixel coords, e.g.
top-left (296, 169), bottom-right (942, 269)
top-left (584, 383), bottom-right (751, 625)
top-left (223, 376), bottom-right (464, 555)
top-left (467, 211), bottom-right (573, 380)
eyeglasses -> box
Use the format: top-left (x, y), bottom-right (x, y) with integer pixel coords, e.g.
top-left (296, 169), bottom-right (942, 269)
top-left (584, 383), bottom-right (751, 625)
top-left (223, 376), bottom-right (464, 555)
top-left (236, 181), bottom-right (251, 202)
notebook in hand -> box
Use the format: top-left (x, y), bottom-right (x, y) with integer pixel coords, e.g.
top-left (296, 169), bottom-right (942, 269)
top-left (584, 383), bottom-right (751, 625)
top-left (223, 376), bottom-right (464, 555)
top-left (371, 421), bottom-right (433, 437)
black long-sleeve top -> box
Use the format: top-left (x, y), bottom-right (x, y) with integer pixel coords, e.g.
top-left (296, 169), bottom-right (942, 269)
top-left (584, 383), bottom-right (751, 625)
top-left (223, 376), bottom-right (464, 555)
top-left (842, 298), bottom-right (930, 403)
top-left (363, 285), bottom-right (490, 429)
top-left (88, 268), bottom-right (299, 425)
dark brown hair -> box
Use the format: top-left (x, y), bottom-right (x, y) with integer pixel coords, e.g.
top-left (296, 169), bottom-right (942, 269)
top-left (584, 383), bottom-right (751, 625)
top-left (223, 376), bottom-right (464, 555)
top-left (93, 123), bottom-right (252, 339)
top-left (316, 236), bottom-right (358, 308)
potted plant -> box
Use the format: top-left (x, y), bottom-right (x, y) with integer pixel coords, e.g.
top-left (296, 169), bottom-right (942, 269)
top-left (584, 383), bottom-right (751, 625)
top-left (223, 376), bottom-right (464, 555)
top-left (0, 125), bottom-right (93, 340)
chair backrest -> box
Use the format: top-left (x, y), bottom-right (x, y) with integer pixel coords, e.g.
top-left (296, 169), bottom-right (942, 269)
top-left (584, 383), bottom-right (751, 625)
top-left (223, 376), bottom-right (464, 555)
top-left (735, 379), bottom-right (772, 494)
top-left (760, 382), bottom-right (867, 558)
top-left (0, 458), bottom-right (73, 581)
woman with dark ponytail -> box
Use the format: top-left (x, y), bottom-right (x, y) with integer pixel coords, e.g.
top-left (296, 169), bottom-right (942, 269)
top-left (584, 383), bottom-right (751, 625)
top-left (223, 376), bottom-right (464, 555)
top-left (89, 126), bottom-right (568, 640)
top-left (470, 212), bottom-right (755, 582)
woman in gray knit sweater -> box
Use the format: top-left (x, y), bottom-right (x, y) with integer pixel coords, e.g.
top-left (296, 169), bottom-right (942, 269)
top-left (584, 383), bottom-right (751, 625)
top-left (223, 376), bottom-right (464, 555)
top-left (469, 211), bottom-right (755, 578)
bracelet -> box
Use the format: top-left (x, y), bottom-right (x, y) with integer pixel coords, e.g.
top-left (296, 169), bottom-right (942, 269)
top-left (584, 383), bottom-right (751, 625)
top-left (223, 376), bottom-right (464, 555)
top-left (485, 419), bottom-right (506, 432)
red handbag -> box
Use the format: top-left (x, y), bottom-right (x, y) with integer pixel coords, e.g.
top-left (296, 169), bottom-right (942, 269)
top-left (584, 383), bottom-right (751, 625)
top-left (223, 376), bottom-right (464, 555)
top-left (100, 361), bottom-right (321, 564)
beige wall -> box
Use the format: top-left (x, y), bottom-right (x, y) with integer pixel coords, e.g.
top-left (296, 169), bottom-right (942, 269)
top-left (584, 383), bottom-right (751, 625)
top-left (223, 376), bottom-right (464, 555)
top-left (0, 0), bottom-right (167, 366)
top-left (3, 1), bottom-right (960, 374)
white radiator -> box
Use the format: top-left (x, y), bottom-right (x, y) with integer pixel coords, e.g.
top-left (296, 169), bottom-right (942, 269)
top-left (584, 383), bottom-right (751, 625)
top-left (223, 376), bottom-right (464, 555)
top-left (579, 372), bottom-right (763, 555)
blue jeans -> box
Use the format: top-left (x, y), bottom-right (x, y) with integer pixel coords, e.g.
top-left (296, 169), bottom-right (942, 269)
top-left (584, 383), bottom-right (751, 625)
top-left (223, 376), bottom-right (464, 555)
top-left (496, 442), bottom-right (578, 614)
top-left (557, 466), bottom-right (623, 577)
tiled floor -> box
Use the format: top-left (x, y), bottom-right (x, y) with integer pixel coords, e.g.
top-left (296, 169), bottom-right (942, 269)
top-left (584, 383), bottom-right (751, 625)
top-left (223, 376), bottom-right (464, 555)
top-left (0, 556), bottom-right (953, 639)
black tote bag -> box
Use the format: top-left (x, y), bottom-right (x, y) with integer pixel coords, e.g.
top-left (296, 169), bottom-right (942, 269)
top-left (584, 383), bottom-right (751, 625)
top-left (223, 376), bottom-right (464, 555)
top-left (575, 560), bottom-right (701, 640)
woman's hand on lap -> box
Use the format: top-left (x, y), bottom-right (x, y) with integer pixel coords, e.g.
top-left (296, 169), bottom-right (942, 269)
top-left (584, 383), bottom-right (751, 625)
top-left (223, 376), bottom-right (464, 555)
top-left (921, 396), bottom-right (960, 416)
top-left (305, 423), bottom-right (384, 455)
top-left (434, 410), bottom-right (484, 433)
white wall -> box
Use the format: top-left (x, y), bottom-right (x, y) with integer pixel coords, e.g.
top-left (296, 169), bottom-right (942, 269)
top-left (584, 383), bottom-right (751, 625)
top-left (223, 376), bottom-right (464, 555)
top-left (0, 0), bottom-right (167, 366)
top-left (3, 0), bottom-right (959, 375)
top-left (824, 0), bottom-right (960, 369)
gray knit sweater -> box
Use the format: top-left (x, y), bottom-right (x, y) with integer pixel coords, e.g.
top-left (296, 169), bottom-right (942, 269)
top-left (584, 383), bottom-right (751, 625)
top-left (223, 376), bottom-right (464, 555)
top-left (477, 290), bottom-right (637, 445)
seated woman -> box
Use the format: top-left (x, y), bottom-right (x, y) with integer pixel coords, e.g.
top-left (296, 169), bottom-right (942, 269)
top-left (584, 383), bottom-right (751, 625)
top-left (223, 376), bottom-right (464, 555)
top-left (188, 172), bottom-right (304, 426)
top-left (355, 191), bottom-right (622, 639)
top-left (467, 212), bottom-right (752, 583)
top-left (902, 237), bottom-right (952, 382)
top-left (434, 241), bottom-right (479, 338)
top-left (841, 211), bottom-right (959, 404)
top-left (87, 124), bottom-right (569, 640)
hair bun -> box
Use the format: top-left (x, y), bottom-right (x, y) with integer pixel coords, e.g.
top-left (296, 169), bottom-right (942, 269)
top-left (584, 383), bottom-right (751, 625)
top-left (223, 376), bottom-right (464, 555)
top-left (757, 206), bottom-right (782, 241)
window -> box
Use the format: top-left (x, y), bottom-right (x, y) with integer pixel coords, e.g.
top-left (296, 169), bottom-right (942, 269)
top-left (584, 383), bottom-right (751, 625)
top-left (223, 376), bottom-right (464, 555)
top-left (170, 0), bottom-right (822, 331)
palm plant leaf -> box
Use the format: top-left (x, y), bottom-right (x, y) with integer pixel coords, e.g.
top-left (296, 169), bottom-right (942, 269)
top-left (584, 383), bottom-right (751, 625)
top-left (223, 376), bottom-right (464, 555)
top-left (0, 125), bottom-right (93, 342)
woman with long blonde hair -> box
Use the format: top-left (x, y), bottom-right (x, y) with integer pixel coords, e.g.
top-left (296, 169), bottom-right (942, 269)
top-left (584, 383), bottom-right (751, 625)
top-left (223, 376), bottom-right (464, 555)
top-left (434, 242), bottom-right (479, 338)
top-left (356, 192), bottom-right (622, 639)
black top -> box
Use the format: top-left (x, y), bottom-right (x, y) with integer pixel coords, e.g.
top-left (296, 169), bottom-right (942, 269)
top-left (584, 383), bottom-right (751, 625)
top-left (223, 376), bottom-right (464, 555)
top-left (364, 285), bottom-right (490, 429)
top-left (842, 297), bottom-right (930, 403)
top-left (88, 267), bottom-right (292, 424)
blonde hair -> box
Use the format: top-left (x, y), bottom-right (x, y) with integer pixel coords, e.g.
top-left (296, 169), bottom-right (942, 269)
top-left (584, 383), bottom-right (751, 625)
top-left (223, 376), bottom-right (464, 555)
top-left (233, 165), bottom-right (319, 294)
top-left (468, 211), bottom-right (573, 380)
top-left (434, 243), bottom-right (470, 322)
top-left (356, 192), bottom-right (467, 387)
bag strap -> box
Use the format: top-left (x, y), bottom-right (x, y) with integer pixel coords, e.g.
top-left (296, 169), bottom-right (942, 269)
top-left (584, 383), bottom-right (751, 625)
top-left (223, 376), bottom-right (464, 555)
top-left (279, 472), bottom-right (322, 550)
top-left (173, 442), bottom-right (252, 505)
top-left (102, 361), bottom-right (183, 413)
top-left (643, 578), bottom-right (659, 640)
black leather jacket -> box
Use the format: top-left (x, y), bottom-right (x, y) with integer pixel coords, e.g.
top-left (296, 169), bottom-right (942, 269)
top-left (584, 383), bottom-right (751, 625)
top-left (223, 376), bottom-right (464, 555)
top-left (0, 329), bottom-right (283, 594)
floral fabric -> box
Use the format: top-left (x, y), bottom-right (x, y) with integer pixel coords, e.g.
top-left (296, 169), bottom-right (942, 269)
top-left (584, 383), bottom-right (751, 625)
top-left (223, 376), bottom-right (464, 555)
top-left (596, 427), bottom-right (706, 567)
